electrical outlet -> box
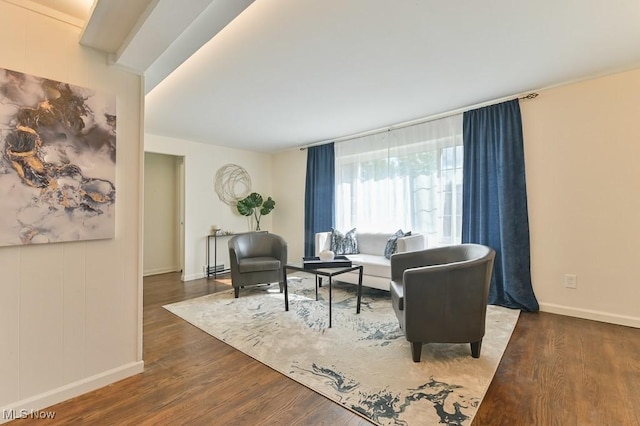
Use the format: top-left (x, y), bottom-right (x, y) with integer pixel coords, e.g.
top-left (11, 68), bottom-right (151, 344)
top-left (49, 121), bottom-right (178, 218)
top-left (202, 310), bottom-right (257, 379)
top-left (564, 274), bottom-right (577, 289)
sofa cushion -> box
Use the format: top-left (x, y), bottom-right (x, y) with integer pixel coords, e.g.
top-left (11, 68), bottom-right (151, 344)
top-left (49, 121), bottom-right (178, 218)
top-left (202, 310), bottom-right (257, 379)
top-left (314, 231), bottom-right (426, 291)
top-left (238, 257), bottom-right (281, 273)
top-left (383, 229), bottom-right (405, 259)
top-left (330, 228), bottom-right (359, 254)
top-left (357, 233), bottom-right (392, 255)
top-left (384, 230), bottom-right (413, 259)
top-left (345, 253), bottom-right (390, 278)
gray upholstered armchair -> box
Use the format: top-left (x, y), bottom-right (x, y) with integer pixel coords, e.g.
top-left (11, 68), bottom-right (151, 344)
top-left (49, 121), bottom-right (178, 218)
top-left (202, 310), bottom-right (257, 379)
top-left (228, 233), bottom-right (287, 298)
top-left (390, 244), bottom-right (496, 362)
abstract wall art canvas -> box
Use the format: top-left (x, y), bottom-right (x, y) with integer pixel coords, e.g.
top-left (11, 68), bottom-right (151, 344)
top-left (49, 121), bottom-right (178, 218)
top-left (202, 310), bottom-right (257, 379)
top-left (0, 68), bottom-right (116, 247)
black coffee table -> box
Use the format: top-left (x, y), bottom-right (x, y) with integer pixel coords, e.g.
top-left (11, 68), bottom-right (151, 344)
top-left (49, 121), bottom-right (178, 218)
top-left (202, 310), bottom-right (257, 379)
top-left (283, 262), bottom-right (363, 328)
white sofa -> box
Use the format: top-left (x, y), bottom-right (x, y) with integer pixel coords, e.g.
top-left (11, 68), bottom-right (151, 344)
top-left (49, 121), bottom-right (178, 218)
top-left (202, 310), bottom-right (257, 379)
top-left (315, 231), bottom-right (426, 291)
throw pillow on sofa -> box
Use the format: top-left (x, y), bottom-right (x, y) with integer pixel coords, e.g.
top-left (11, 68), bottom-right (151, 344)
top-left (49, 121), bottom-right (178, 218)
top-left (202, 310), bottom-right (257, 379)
top-left (384, 229), bottom-right (412, 259)
top-left (330, 227), bottom-right (359, 255)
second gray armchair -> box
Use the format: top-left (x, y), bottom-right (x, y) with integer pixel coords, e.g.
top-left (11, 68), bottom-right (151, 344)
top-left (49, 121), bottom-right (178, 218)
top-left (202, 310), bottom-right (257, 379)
top-left (228, 232), bottom-right (287, 298)
top-left (390, 244), bottom-right (496, 362)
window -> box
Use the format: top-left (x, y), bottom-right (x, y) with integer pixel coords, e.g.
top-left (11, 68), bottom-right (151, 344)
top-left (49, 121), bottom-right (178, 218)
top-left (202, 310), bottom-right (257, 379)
top-left (335, 114), bottom-right (463, 246)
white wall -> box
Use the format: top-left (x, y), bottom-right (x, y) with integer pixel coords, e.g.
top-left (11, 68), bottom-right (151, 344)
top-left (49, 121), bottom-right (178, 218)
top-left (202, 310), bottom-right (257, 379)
top-left (0, 0), bottom-right (143, 417)
top-left (143, 153), bottom-right (180, 276)
top-left (271, 148), bottom-right (307, 261)
top-left (271, 69), bottom-right (640, 328)
top-left (145, 134), bottom-right (273, 280)
top-left (522, 68), bottom-right (640, 327)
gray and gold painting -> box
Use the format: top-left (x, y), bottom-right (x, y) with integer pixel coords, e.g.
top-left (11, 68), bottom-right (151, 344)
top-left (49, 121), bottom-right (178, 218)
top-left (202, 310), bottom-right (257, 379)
top-left (0, 68), bottom-right (116, 246)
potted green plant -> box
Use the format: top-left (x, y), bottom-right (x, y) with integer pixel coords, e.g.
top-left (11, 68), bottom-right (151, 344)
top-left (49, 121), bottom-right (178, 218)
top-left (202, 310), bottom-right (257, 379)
top-left (236, 192), bottom-right (275, 231)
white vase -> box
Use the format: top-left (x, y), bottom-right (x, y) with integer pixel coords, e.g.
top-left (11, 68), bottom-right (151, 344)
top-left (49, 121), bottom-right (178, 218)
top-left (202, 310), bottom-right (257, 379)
top-left (319, 250), bottom-right (335, 262)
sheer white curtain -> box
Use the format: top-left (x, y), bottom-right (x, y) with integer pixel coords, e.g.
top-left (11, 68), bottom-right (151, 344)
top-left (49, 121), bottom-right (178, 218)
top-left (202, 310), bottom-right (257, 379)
top-left (335, 114), bottom-right (463, 246)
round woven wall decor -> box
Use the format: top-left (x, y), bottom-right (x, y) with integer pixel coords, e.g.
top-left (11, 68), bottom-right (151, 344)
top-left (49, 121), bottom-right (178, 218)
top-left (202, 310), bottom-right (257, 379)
top-left (214, 164), bottom-right (251, 205)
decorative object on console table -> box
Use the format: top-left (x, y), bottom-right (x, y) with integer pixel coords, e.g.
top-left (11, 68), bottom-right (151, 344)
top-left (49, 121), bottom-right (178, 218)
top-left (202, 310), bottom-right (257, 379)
top-left (236, 192), bottom-right (275, 231)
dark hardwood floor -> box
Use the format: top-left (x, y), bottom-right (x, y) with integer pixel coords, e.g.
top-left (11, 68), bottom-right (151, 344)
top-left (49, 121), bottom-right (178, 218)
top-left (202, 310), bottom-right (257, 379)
top-left (14, 272), bottom-right (640, 425)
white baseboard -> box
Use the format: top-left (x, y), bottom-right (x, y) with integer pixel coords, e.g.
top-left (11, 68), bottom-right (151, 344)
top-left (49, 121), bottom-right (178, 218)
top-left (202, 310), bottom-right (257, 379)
top-left (143, 266), bottom-right (180, 277)
top-left (0, 361), bottom-right (144, 424)
top-left (539, 303), bottom-right (640, 328)
top-left (183, 272), bottom-right (206, 281)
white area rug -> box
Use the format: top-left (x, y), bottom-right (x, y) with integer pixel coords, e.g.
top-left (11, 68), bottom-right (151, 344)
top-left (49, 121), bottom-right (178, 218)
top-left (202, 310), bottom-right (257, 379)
top-left (164, 274), bottom-right (519, 425)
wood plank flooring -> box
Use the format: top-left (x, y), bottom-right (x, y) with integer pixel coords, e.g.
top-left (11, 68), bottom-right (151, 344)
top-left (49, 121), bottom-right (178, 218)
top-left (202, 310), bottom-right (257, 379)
top-left (14, 273), bottom-right (640, 425)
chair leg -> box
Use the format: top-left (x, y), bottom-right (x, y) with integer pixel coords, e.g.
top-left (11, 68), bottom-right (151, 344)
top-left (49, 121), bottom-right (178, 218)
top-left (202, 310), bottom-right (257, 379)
top-left (471, 340), bottom-right (482, 358)
top-left (411, 342), bottom-right (422, 362)
top-left (234, 287), bottom-right (240, 298)
top-left (318, 277), bottom-right (323, 287)
top-left (279, 281), bottom-right (284, 293)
